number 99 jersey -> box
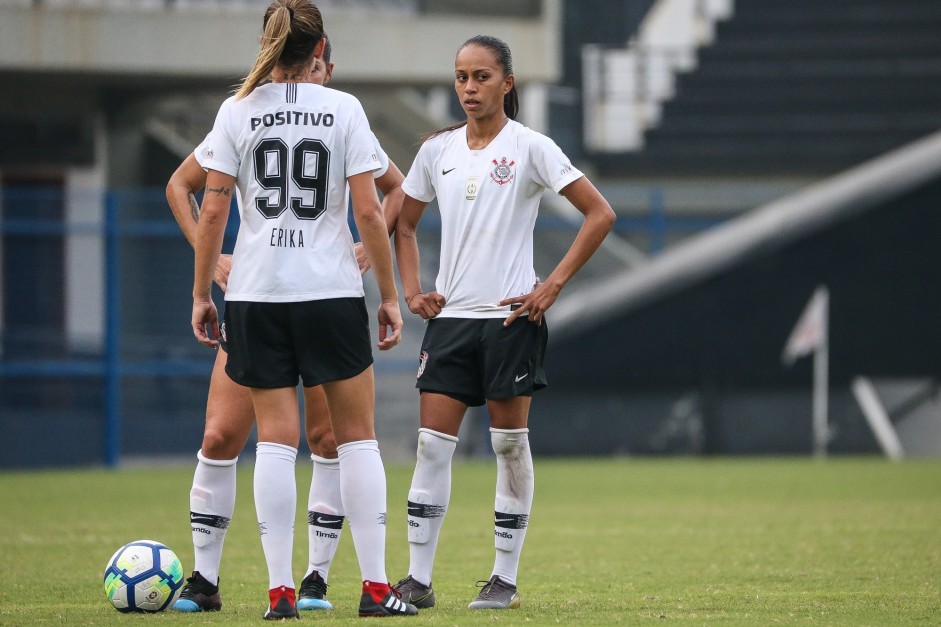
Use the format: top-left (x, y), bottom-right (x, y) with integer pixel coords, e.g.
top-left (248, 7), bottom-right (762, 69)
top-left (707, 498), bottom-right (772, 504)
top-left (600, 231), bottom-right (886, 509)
top-left (198, 82), bottom-right (382, 303)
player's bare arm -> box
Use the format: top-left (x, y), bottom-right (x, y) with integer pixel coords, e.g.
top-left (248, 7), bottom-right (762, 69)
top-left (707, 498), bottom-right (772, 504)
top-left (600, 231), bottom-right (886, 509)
top-left (500, 176), bottom-right (615, 326)
top-left (191, 170), bottom-right (233, 348)
top-left (377, 160), bottom-right (406, 236)
top-left (350, 171), bottom-right (403, 350)
top-left (355, 160), bottom-right (406, 273)
top-left (166, 152), bottom-right (232, 290)
top-left (394, 194), bottom-right (445, 319)
top-left (166, 153), bottom-right (208, 247)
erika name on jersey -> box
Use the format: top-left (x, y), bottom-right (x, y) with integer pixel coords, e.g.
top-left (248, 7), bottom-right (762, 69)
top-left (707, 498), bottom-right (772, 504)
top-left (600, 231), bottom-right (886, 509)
top-left (270, 227), bottom-right (305, 248)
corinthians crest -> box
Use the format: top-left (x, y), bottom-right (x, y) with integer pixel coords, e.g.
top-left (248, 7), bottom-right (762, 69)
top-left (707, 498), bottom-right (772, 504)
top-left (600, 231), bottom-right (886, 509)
top-left (490, 157), bottom-right (516, 185)
top-left (417, 351), bottom-right (429, 378)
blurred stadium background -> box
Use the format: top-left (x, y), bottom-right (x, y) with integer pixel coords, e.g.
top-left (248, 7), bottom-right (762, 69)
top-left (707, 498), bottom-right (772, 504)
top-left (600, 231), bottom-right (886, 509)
top-left (1, 0), bottom-right (939, 468)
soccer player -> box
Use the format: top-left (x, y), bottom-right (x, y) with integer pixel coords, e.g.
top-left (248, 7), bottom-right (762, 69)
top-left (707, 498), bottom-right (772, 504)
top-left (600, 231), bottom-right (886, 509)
top-left (392, 35), bottom-right (615, 610)
top-left (166, 35), bottom-right (405, 614)
top-left (189, 0), bottom-right (416, 618)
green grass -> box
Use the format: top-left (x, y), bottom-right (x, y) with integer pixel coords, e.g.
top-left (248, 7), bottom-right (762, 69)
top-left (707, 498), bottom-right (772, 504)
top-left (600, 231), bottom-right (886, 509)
top-left (1, 458), bottom-right (939, 625)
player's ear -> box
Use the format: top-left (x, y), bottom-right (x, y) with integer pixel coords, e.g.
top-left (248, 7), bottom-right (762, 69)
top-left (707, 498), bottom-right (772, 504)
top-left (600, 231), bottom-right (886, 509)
top-left (314, 38), bottom-right (326, 60)
top-left (503, 73), bottom-right (515, 95)
top-left (324, 62), bottom-right (335, 85)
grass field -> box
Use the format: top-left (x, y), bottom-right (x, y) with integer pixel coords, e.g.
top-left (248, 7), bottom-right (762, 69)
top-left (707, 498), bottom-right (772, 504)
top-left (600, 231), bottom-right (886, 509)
top-left (1, 457), bottom-right (939, 625)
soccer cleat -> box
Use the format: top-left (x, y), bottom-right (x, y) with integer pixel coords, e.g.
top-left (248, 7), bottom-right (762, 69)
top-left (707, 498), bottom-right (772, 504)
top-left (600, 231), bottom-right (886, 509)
top-left (263, 585), bottom-right (298, 620)
top-left (172, 571), bottom-right (222, 612)
top-left (297, 570), bottom-right (333, 611)
top-left (358, 580), bottom-right (419, 617)
top-left (392, 575), bottom-right (436, 609)
top-left (467, 575), bottom-right (521, 610)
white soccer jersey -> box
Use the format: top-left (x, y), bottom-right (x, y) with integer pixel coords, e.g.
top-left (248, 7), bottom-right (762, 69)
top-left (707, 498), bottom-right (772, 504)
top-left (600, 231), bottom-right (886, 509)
top-left (402, 120), bottom-right (583, 318)
top-left (198, 82), bottom-right (381, 302)
top-left (194, 129), bottom-right (388, 261)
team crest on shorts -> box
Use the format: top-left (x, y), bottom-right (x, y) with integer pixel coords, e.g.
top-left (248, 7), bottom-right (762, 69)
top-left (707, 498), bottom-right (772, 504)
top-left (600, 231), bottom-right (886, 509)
top-left (490, 157), bottom-right (515, 185)
top-left (417, 351), bottom-right (429, 378)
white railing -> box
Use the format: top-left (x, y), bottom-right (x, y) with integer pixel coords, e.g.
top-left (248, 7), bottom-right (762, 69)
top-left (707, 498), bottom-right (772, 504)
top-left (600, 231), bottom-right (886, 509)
top-left (583, 0), bottom-right (733, 152)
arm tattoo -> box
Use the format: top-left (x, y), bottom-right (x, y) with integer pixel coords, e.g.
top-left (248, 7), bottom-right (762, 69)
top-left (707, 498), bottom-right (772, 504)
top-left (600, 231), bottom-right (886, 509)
top-left (188, 192), bottom-right (200, 223)
top-left (206, 186), bottom-right (231, 197)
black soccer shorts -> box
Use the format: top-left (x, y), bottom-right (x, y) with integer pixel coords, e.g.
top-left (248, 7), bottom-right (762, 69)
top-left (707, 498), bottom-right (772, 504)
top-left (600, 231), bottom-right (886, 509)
top-left (415, 316), bottom-right (548, 407)
top-left (223, 298), bottom-right (373, 388)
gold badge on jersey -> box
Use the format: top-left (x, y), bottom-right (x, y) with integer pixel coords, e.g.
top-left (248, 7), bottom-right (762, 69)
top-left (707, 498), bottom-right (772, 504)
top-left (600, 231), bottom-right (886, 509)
top-left (465, 176), bottom-right (479, 200)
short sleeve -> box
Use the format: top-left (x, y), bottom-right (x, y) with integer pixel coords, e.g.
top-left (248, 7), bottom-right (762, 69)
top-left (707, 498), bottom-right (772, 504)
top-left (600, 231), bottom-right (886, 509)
top-left (198, 98), bottom-right (241, 178)
top-left (193, 132), bottom-right (212, 170)
top-left (528, 132), bottom-right (583, 193)
top-left (371, 133), bottom-right (390, 179)
top-left (401, 140), bottom-right (437, 203)
top-left (345, 97), bottom-right (382, 178)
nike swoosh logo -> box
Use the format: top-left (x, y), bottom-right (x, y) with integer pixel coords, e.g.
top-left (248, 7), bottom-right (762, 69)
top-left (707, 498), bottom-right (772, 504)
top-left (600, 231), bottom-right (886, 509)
top-left (316, 517), bottom-right (336, 524)
top-left (495, 518), bottom-right (516, 523)
top-left (442, 167), bottom-right (456, 175)
top-left (515, 373), bottom-right (528, 382)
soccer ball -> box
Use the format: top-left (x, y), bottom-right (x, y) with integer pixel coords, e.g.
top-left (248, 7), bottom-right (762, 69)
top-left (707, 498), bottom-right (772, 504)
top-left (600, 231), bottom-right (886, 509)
top-left (103, 540), bottom-right (185, 612)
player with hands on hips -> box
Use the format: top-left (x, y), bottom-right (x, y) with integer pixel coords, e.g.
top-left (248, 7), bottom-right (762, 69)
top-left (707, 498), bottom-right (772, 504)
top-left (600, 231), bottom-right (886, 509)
top-left (391, 35), bottom-right (615, 611)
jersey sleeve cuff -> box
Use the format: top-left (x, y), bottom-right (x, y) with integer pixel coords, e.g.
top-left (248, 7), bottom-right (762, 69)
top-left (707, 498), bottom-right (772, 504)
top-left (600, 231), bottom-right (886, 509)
top-left (553, 170), bottom-right (584, 194)
top-left (200, 158), bottom-right (239, 178)
top-left (348, 161), bottom-right (381, 178)
top-left (401, 180), bottom-right (434, 203)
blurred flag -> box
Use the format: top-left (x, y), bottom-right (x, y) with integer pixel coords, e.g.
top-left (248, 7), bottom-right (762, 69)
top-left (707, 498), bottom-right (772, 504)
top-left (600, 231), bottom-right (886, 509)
top-left (782, 286), bottom-right (829, 366)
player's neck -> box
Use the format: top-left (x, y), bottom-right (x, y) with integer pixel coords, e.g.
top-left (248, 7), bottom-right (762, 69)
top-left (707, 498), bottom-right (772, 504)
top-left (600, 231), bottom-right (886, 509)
top-left (465, 115), bottom-right (509, 150)
top-left (270, 68), bottom-right (309, 83)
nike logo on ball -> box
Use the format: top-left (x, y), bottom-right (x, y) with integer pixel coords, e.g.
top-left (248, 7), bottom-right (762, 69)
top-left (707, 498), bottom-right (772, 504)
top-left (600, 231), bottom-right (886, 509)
top-left (442, 167), bottom-right (456, 175)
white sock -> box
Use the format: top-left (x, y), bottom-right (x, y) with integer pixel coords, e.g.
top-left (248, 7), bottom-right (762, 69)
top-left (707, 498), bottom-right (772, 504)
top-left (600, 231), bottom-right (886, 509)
top-left (254, 441), bottom-right (297, 590)
top-left (306, 454), bottom-right (344, 582)
top-left (189, 450), bottom-right (238, 586)
top-left (490, 428), bottom-right (534, 586)
top-left (337, 439), bottom-right (387, 583)
top-left (406, 428), bottom-right (457, 585)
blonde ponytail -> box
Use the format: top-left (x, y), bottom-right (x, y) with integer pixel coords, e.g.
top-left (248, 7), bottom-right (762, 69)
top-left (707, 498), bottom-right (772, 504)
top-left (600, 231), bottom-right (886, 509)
top-left (236, 6), bottom-right (292, 99)
top-left (236, 1), bottom-right (324, 100)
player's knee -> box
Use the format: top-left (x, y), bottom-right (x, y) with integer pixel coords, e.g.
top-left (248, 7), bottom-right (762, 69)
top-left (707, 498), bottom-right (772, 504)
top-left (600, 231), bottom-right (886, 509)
top-left (201, 426), bottom-right (241, 459)
top-left (416, 429), bottom-right (458, 465)
top-left (308, 426), bottom-right (338, 458)
top-left (490, 428), bottom-right (529, 458)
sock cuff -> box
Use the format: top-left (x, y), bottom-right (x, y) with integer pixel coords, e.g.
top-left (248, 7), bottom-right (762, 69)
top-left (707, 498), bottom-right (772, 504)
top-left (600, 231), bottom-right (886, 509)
top-left (336, 439), bottom-right (379, 457)
top-left (418, 427), bottom-right (459, 443)
top-left (310, 453), bottom-right (340, 465)
top-left (489, 427), bottom-right (530, 435)
top-left (256, 441), bottom-right (298, 461)
top-left (197, 450), bottom-right (238, 466)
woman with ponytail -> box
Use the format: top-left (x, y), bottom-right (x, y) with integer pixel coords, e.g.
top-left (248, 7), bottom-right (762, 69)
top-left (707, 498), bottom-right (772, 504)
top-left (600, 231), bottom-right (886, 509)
top-left (191, 0), bottom-right (416, 618)
top-left (392, 34), bottom-right (616, 611)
